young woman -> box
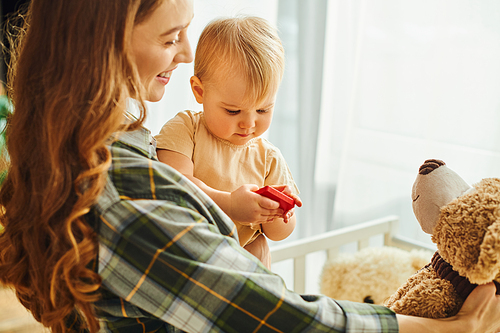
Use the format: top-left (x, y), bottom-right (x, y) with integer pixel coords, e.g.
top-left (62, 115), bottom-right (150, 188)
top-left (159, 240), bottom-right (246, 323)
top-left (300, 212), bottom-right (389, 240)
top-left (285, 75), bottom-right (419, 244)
top-left (0, 0), bottom-right (499, 332)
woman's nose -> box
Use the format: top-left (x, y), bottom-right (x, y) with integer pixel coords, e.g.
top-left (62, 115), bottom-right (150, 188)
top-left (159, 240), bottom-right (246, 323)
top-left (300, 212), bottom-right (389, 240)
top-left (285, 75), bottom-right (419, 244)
top-left (175, 38), bottom-right (194, 64)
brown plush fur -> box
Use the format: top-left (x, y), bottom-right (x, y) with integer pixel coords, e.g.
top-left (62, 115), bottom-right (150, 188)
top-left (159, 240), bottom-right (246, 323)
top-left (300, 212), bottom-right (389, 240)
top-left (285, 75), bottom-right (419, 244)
top-left (384, 265), bottom-right (463, 318)
top-left (385, 178), bottom-right (500, 318)
top-left (433, 178), bottom-right (500, 284)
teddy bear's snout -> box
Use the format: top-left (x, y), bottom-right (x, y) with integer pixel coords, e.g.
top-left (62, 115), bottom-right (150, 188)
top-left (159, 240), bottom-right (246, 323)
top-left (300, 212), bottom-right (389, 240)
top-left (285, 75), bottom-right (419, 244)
top-left (418, 159), bottom-right (445, 175)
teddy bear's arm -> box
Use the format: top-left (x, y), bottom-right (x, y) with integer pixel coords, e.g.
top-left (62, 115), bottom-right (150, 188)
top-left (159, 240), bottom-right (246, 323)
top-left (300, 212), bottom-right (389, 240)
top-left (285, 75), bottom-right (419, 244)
top-left (384, 268), bottom-right (463, 319)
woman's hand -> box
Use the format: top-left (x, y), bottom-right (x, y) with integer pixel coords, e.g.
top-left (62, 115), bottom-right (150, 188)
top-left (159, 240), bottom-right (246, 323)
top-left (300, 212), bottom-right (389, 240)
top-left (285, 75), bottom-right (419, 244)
top-left (454, 282), bottom-right (500, 333)
top-left (397, 282), bottom-right (500, 333)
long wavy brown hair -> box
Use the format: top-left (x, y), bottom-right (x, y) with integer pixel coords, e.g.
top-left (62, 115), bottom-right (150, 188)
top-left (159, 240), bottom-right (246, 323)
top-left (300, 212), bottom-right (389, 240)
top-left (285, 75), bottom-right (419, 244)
top-left (0, 0), bottom-right (163, 332)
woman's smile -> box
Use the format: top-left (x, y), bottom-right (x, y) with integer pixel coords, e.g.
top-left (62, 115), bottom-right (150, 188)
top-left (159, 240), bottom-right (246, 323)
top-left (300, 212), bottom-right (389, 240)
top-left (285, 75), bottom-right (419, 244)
top-left (156, 66), bottom-right (177, 85)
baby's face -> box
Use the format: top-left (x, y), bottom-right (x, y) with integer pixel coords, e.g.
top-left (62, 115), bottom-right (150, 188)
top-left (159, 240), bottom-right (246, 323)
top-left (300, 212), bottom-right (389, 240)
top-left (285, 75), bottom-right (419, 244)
top-left (200, 73), bottom-right (276, 146)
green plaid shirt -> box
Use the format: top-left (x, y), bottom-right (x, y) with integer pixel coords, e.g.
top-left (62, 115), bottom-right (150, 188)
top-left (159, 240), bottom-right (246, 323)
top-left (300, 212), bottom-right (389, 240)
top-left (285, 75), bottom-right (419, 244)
top-left (88, 127), bottom-right (398, 333)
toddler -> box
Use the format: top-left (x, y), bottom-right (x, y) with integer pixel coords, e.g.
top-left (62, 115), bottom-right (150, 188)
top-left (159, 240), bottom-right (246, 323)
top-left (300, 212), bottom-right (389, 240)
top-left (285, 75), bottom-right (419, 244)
top-left (155, 16), bottom-right (300, 268)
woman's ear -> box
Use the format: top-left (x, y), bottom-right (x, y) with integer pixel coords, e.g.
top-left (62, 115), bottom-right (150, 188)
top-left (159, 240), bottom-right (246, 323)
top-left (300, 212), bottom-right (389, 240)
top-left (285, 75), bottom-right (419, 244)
top-left (190, 76), bottom-right (204, 104)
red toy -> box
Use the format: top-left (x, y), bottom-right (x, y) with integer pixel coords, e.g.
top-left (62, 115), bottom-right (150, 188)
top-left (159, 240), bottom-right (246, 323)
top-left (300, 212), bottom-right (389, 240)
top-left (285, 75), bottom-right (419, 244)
top-left (255, 186), bottom-right (295, 212)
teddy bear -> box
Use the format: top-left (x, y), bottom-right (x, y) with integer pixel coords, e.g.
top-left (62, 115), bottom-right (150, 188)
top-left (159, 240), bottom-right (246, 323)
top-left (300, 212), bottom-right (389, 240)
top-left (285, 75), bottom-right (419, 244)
top-left (384, 159), bottom-right (500, 318)
top-left (320, 246), bottom-right (433, 305)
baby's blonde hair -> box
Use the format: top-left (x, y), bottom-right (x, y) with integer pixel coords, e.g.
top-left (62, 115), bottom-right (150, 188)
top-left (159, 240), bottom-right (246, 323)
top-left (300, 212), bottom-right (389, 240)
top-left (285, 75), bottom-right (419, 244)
top-left (194, 16), bottom-right (285, 104)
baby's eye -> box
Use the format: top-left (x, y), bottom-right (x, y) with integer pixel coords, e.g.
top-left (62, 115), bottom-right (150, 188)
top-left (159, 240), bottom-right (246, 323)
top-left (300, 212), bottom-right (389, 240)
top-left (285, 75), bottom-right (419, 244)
top-left (257, 109), bottom-right (269, 113)
top-left (226, 109), bottom-right (240, 115)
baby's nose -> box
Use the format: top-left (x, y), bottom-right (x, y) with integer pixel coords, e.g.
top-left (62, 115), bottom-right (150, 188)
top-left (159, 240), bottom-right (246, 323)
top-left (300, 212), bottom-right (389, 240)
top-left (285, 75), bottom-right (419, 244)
top-left (239, 116), bottom-right (255, 128)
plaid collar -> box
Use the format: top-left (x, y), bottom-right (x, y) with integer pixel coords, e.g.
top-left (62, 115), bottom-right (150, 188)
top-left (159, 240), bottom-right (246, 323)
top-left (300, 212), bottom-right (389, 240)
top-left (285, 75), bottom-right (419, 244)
top-left (113, 126), bottom-right (157, 160)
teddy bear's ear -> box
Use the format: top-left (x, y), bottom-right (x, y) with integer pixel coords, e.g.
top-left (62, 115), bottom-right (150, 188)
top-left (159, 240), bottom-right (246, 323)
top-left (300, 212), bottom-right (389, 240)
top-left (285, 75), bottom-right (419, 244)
top-left (433, 178), bottom-right (500, 285)
top-left (467, 220), bottom-right (500, 284)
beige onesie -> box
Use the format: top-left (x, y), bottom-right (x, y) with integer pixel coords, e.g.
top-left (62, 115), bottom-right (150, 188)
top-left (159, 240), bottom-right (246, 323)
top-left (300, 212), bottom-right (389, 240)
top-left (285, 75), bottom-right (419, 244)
top-left (155, 110), bottom-right (299, 246)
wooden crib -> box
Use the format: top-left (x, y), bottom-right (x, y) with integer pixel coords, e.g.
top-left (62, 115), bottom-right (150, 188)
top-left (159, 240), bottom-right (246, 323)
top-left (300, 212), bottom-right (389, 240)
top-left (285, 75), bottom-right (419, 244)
top-left (270, 215), bottom-right (436, 294)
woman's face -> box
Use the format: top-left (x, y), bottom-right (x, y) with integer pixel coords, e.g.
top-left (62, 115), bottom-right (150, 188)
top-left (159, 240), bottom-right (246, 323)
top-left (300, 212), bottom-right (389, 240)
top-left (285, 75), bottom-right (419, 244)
top-left (131, 0), bottom-right (194, 102)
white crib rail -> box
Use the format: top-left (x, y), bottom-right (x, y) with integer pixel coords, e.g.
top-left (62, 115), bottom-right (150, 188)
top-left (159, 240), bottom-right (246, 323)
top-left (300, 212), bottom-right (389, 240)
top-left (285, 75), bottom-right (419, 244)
top-left (270, 215), bottom-right (435, 294)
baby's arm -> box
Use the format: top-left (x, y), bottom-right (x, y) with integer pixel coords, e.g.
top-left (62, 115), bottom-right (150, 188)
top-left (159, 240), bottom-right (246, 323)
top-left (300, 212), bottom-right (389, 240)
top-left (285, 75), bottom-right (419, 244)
top-left (157, 149), bottom-right (283, 224)
top-left (261, 212), bottom-right (296, 241)
top-left (261, 186), bottom-right (302, 241)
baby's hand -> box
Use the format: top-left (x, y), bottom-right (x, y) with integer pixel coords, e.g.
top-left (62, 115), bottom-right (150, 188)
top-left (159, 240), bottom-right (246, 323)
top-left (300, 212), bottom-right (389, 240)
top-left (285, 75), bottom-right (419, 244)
top-left (268, 185), bottom-right (302, 222)
top-left (283, 209), bottom-right (295, 223)
top-left (229, 184), bottom-right (283, 224)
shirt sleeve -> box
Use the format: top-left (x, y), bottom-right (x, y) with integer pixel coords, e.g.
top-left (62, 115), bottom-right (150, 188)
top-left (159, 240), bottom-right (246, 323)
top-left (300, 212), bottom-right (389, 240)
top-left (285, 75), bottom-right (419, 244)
top-left (154, 111), bottom-right (196, 159)
top-left (95, 160), bottom-right (397, 333)
top-left (265, 144), bottom-right (300, 195)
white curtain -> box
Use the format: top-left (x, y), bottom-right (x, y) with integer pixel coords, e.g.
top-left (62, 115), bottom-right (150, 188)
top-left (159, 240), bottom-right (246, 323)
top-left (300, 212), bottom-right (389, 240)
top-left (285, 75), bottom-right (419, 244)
top-left (305, 0), bottom-right (500, 245)
top-left (146, 0), bottom-right (500, 246)
top-left (269, 1), bottom-right (329, 242)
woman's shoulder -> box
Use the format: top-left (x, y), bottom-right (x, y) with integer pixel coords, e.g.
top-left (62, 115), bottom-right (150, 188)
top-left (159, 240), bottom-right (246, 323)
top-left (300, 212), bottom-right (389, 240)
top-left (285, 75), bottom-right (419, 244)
top-left (102, 138), bottom-right (194, 208)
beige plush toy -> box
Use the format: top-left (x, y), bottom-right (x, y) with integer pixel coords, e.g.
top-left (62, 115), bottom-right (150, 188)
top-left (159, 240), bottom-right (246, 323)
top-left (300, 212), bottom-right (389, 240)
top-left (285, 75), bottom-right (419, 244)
top-left (320, 246), bottom-right (432, 305)
top-left (384, 159), bottom-right (500, 318)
